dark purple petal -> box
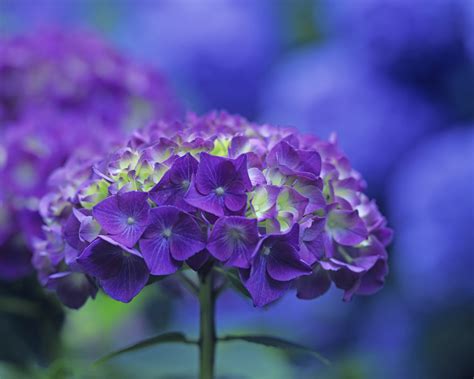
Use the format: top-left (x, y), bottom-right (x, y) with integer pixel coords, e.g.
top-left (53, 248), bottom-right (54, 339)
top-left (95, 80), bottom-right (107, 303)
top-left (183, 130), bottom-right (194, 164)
top-left (240, 254), bottom-right (289, 307)
top-left (47, 272), bottom-right (97, 309)
top-left (77, 237), bottom-right (138, 280)
top-left (99, 253), bottom-right (149, 303)
top-left (207, 216), bottom-right (259, 269)
top-left (300, 217), bottom-right (326, 264)
top-left (63, 211), bottom-right (87, 251)
top-left (327, 209), bottom-right (368, 246)
top-left (186, 249), bottom-right (211, 271)
top-left (355, 258), bottom-right (388, 296)
top-left (296, 266), bottom-right (331, 300)
top-left (330, 268), bottom-right (361, 302)
top-left (93, 191), bottom-right (150, 247)
top-left (233, 154), bottom-right (253, 191)
top-left (266, 241), bottom-right (312, 281)
top-left (77, 236), bottom-right (148, 302)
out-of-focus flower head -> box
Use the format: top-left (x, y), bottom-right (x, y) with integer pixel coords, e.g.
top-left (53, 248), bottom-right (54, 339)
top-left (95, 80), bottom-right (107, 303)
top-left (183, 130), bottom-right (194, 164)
top-left (260, 46), bottom-right (441, 192)
top-left (0, 28), bottom-right (180, 125)
top-left (116, 0), bottom-right (279, 118)
top-left (34, 111), bottom-right (392, 309)
top-left (318, 0), bottom-right (474, 121)
top-left (388, 127), bottom-right (474, 309)
top-left (0, 29), bottom-right (181, 281)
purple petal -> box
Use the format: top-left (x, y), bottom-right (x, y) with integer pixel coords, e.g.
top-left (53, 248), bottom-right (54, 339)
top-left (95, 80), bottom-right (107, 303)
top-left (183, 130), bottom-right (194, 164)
top-left (266, 241), bottom-right (312, 281)
top-left (195, 153), bottom-right (234, 194)
top-left (185, 181), bottom-right (225, 216)
top-left (296, 266), bottom-right (331, 300)
top-left (63, 211), bottom-right (87, 251)
top-left (233, 154), bottom-right (252, 191)
top-left (93, 191), bottom-right (150, 247)
top-left (267, 141), bottom-right (300, 171)
top-left (78, 216), bottom-right (101, 243)
top-left (327, 209), bottom-right (368, 246)
top-left (241, 254), bottom-right (289, 307)
top-left (77, 239), bottom-right (124, 280)
top-left (330, 268), bottom-right (361, 301)
top-left (150, 153), bottom-right (198, 212)
top-left (300, 217), bottom-right (326, 263)
top-left (356, 258), bottom-right (388, 296)
top-left (224, 192), bottom-right (247, 212)
top-left (207, 216), bottom-right (259, 269)
top-left (169, 212), bottom-right (206, 260)
top-left (139, 235), bottom-right (181, 275)
top-left (47, 272), bottom-right (97, 309)
top-left (139, 206), bottom-right (205, 274)
top-left (186, 249), bottom-right (211, 271)
top-left (99, 253), bottom-right (149, 303)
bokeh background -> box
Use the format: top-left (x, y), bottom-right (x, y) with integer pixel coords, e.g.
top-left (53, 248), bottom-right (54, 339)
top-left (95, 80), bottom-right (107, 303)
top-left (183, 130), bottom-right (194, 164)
top-left (0, 0), bottom-right (473, 378)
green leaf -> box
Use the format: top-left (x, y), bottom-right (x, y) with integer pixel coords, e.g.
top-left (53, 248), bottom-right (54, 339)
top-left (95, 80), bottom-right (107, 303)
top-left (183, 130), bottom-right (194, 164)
top-left (95, 332), bottom-right (196, 365)
top-left (213, 267), bottom-right (251, 299)
top-left (219, 334), bottom-right (330, 365)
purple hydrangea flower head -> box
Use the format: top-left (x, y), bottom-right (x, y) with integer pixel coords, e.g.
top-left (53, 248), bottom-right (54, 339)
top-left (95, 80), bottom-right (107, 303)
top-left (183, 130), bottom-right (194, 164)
top-left (34, 111), bottom-right (392, 308)
top-left (0, 29), bottom-right (180, 282)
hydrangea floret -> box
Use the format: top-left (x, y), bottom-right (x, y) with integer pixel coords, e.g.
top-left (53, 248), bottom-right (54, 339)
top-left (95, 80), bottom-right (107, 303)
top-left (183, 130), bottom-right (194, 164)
top-left (34, 111), bottom-right (392, 377)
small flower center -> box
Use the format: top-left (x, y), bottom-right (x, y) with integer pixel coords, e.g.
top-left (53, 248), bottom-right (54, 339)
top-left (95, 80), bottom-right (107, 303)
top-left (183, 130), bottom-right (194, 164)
top-left (127, 217), bottom-right (136, 225)
top-left (262, 246), bottom-right (272, 256)
top-left (228, 228), bottom-right (243, 241)
top-left (162, 228), bottom-right (172, 238)
top-left (181, 179), bottom-right (190, 190)
top-left (215, 186), bottom-right (225, 196)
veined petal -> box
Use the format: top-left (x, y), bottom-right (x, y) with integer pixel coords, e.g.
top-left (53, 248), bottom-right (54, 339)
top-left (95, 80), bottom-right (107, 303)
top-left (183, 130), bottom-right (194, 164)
top-left (240, 254), bottom-right (289, 307)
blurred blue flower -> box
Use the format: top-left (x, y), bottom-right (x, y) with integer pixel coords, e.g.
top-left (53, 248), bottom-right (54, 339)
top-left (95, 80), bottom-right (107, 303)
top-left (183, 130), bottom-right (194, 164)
top-left (114, 0), bottom-right (280, 118)
top-left (260, 46), bottom-right (442, 193)
top-left (388, 127), bottom-right (474, 309)
top-left (318, 0), bottom-right (474, 121)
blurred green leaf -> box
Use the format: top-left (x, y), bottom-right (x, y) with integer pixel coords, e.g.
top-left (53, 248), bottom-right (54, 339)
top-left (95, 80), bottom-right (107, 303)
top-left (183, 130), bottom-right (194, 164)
top-left (96, 332), bottom-right (196, 365)
top-left (220, 334), bottom-right (330, 366)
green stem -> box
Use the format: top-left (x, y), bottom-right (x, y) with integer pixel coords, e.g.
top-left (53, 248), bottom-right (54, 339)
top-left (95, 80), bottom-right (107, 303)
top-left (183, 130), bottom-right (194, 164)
top-left (198, 271), bottom-right (216, 379)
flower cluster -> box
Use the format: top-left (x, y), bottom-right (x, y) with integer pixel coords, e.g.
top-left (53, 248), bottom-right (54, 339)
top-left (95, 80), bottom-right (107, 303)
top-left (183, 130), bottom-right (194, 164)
top-left (35, 112), bottom-right (392, 308)
top-left (0, 29), bottom-right (180, 280)
top-left (0, 28), bottom-right (180, 125)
